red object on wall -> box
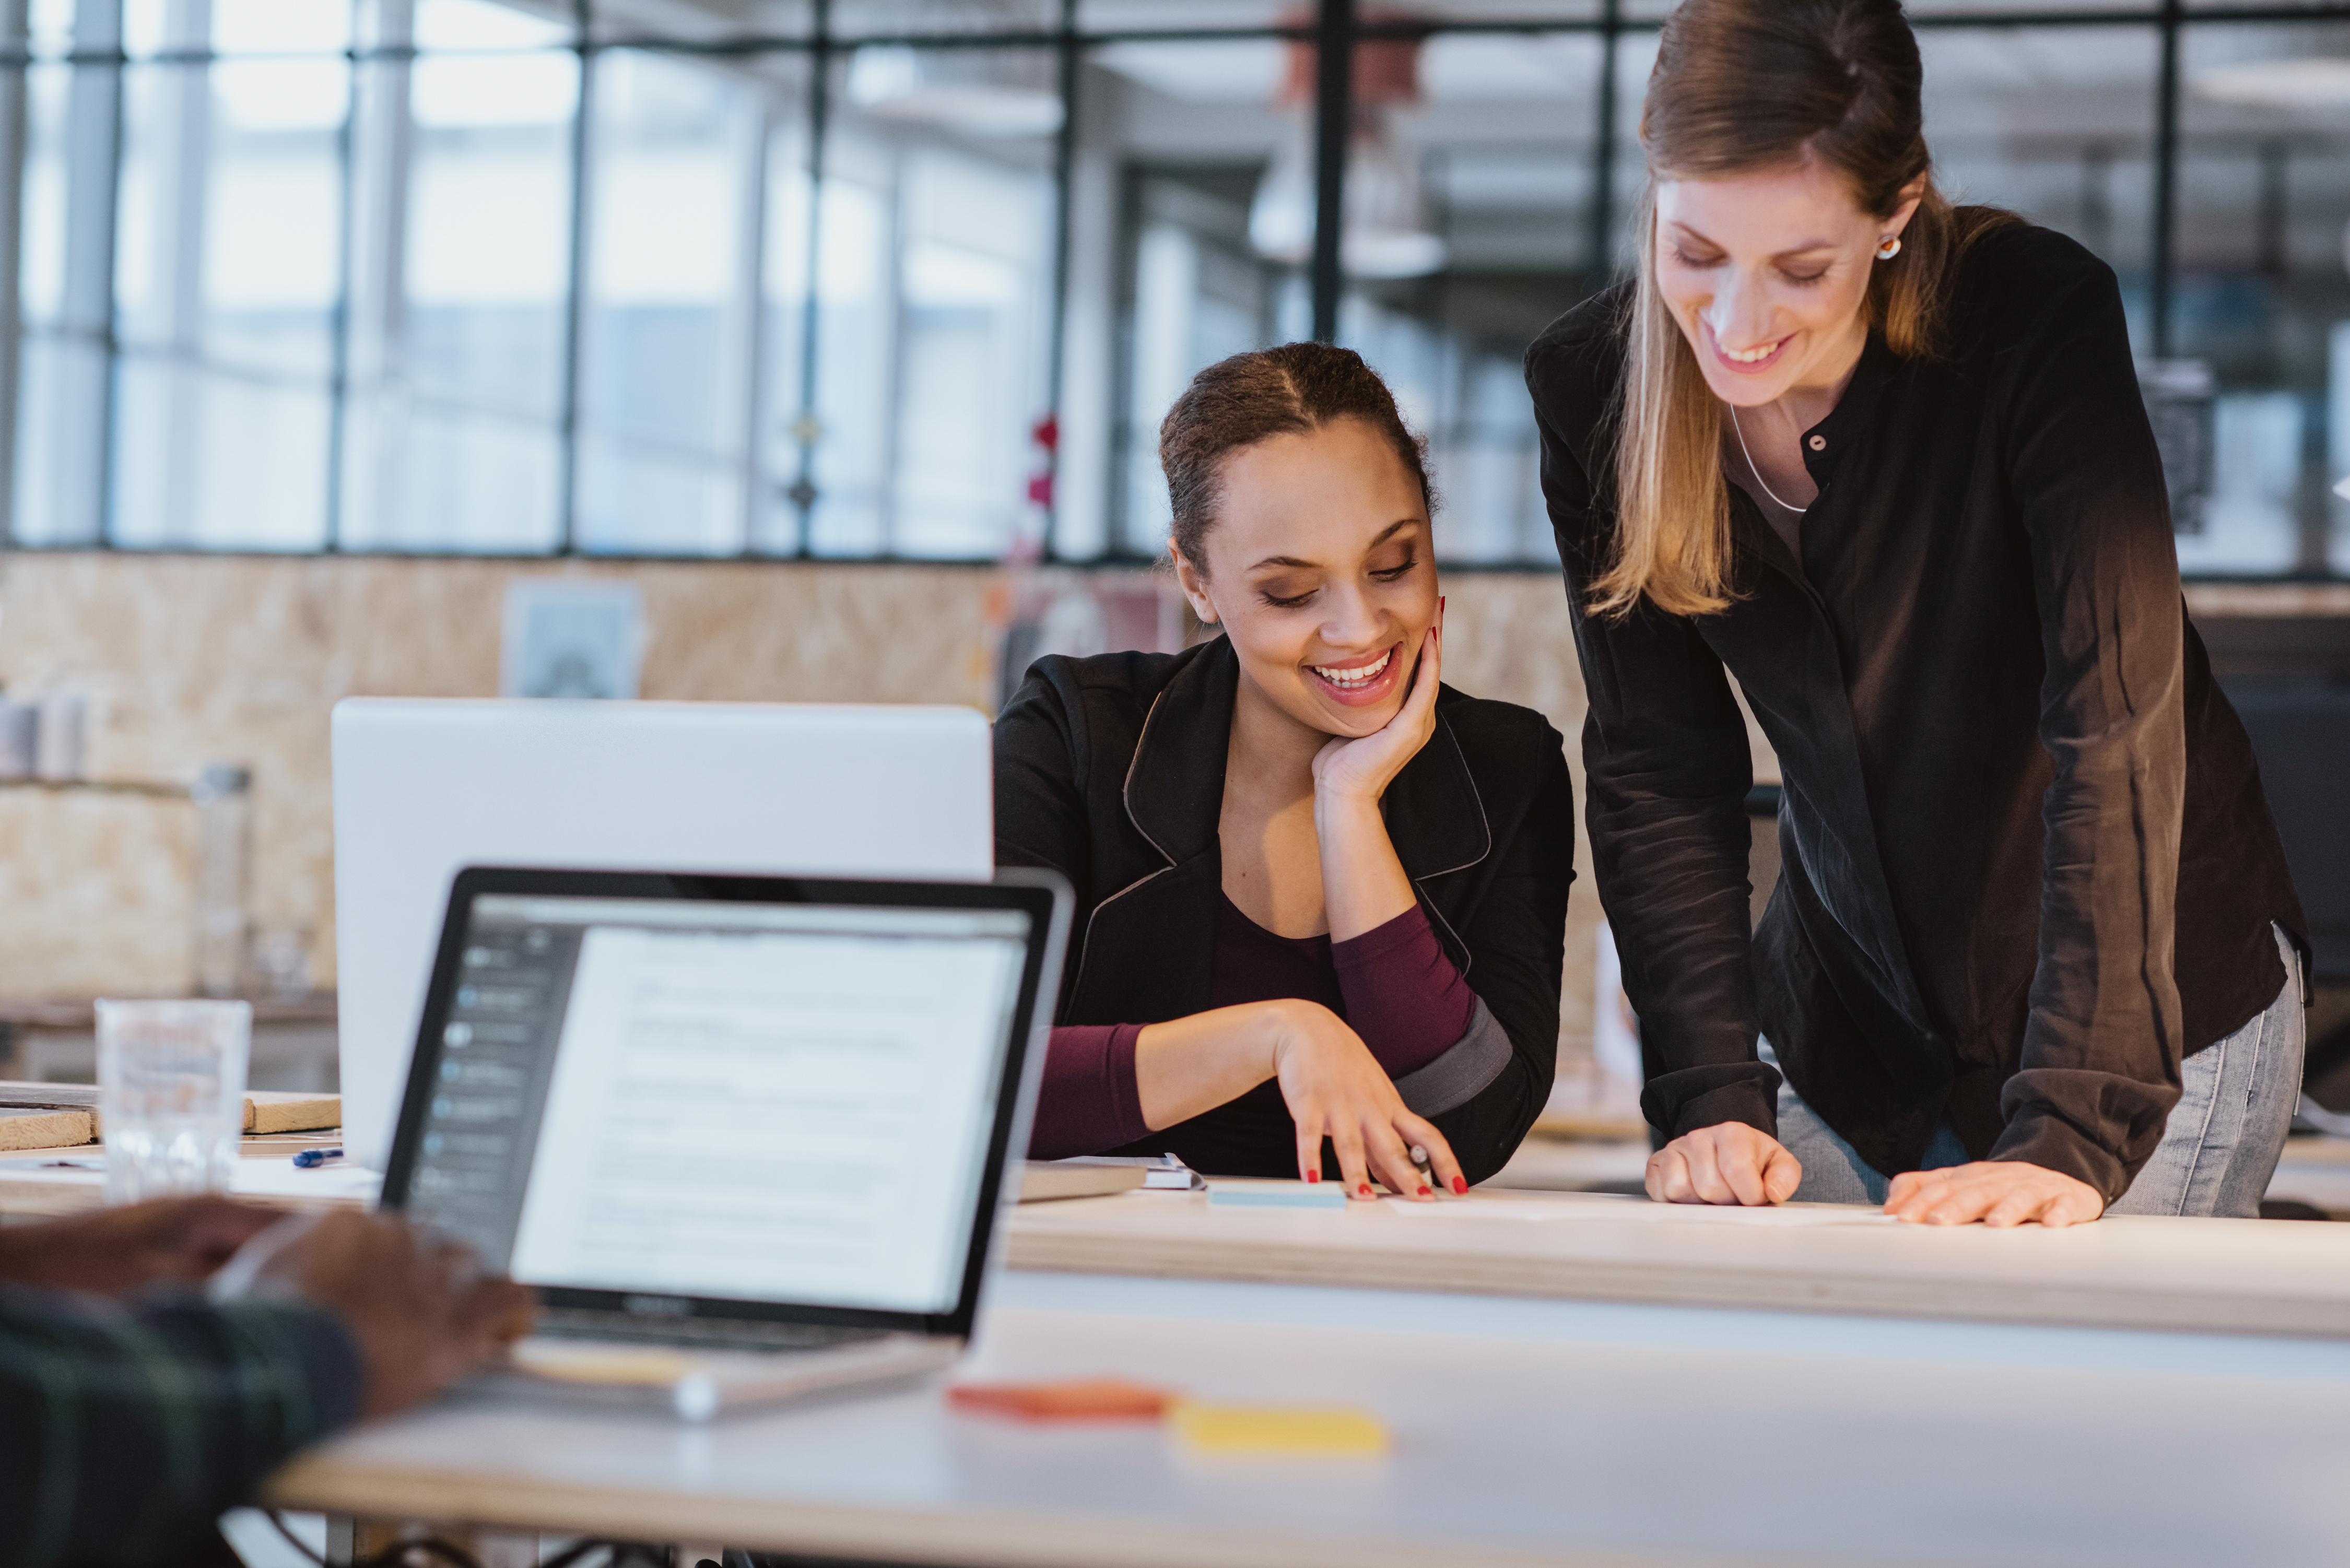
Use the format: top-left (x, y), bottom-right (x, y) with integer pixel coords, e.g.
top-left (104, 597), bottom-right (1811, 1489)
top-left (1275, 5), bottom-right (1424, 108)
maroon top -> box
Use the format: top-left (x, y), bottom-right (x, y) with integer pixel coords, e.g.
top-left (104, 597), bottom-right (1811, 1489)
top-left (1027, 897), bottom-right (1476, 1161)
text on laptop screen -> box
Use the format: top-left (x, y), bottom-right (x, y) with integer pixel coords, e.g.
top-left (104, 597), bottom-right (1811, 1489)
top-left (402, 893), bottom-right (1031, 1315)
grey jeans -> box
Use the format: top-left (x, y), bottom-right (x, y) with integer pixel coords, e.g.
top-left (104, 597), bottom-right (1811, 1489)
top-left (1764, 925), bottom-right (2305, 1217)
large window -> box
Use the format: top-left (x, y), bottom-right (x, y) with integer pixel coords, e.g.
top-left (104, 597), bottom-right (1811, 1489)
top-left (0, 0), bottom-right (2345, 576)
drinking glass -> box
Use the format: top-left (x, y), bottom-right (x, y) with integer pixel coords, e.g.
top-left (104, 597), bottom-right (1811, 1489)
top-left (96, 999), bottom-right (251, 1205)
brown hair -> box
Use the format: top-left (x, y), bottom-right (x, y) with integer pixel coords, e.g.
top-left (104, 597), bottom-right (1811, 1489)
top-left (1158, 341), bottom-right (1433, 574)
top-left (1592, 0), bottom-right (2019, 619)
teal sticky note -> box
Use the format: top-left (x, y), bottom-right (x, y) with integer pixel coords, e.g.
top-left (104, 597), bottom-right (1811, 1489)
top-left (1207, 1184), bottom-right (1349, 1210)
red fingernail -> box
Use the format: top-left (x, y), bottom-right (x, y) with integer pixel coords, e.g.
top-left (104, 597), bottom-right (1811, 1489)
top-left (1417, 1185), bottom-right (1431, 1198)
top-left (1305, 1170), bottom-right (1319, 1184)
top-left (1358, 1183), bottom-right (1372, 1197)
top-left (1451, 1175), bottom-right (1468, 1196)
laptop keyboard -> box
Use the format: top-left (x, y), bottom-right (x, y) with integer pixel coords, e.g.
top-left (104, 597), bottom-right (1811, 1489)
top-left (536, 1307), bottom-right (891, 1353)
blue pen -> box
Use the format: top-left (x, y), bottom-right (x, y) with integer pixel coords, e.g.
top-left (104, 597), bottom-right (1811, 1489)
top-left (292, 1147), bottom-right (344, 1169)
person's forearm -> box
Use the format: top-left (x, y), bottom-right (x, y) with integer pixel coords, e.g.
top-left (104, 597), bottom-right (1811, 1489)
top-left (0, 1291), bottom-right (365, 1566)
top-left (1135, 1004), bottom-right (1289, 1129)
top-left (1314, 792), bottom-right (1418, 942)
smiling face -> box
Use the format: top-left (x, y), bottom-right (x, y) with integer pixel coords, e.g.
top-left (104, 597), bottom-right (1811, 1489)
top-left (1653, 154), bottom-right (1919, 408)
top-left (1172, 415), bottom-right (1437, 741)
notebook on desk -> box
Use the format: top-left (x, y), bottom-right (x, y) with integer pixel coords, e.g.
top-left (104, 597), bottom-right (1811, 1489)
top-left (380, 865), bottom-right (1070, 1420)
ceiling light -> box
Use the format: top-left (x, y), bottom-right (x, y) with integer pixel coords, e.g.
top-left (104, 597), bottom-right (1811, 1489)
top-left (847, 45), bottom-right (1063, 139)
top-left (2194, 58), bottom-right (2350, 109)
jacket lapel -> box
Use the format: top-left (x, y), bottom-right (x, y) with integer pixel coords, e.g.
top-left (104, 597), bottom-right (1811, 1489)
top-left (1383, 700), bottom-right (1495, 972)
top-left (1067, 635), bottom-right (1499, 1020)
top-left (1120, 635), bottom-right (1237, 868)
top-left (1064, 639), bottom-right (1235, 1025)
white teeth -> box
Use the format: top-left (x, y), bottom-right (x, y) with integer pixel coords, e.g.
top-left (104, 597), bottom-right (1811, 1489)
top-left (1725, 340), bottom-right (1781, 363)
top-left (1312, 649), bottom-right (1393, 688)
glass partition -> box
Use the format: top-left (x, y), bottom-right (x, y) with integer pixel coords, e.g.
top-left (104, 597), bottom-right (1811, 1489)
top-left (573, 49), bottom-right (763, 556)
top-left (0, 0), bottom-right (2340, 579)
top-left (2173, 20), bottom-right (2350, 576)
top-left (339, 0), bottom-right (576, 551)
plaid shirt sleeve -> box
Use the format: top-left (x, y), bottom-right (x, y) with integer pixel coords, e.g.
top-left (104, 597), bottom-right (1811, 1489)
top-left (0, 1282), bottom-right (363, 1568)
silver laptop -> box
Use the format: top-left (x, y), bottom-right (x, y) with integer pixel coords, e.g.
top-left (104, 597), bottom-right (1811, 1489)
top-left (332, 697), bottom-right (995, 1172)
top-left (381, 865), bottom-right (1070, 1420)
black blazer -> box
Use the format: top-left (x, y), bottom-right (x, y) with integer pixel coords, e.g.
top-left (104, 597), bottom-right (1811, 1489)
top-left (994, 634), bottom-right (1575, 1183)
top-left (1526, 222), bottom-right (2306, 1202)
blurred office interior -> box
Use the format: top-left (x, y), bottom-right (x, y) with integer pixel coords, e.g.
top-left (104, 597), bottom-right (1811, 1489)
top-left (0, 0), bottom-right (2343, 1112)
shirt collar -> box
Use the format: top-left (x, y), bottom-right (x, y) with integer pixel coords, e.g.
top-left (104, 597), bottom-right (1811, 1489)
top-left (1799, 326), bottom-right (1895, 485)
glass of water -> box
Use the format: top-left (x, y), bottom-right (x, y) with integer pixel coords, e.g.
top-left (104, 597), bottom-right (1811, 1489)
top-left (95, 1000), bottom-right (251, 1205)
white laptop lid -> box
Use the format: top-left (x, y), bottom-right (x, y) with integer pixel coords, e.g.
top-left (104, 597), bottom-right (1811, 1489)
top-left (332, 699), bottom-right (993, 1171)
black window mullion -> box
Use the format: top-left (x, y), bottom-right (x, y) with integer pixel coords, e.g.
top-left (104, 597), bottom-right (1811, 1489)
top-left (555, 0), bottom-right (595, 555)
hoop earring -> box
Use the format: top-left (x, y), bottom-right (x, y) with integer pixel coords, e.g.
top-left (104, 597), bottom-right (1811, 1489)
top-left (1875, 237), bottom-right (1902, 262)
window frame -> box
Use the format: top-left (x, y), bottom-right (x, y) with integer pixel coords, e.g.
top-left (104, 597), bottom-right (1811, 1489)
top-left (0, 0), bottom-right (2342, 575)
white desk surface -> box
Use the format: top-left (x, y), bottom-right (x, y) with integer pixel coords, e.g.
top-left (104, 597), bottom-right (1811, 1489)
top-left (267, 1267), bottom-right (2350, 1567)
top-left (1498, 1130), bottom-right (2350, 1216)
top-left (1003, 1186), bottom-right (2350, 1338)
top-left (0, 1143), bottom-right (374, 1217)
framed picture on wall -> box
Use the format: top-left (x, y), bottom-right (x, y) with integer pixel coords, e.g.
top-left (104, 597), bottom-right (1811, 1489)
top-left (501, 581), bottom-right (644, 701)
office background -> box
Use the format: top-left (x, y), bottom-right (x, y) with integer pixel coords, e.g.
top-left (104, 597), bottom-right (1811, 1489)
top-left (0, 0), bottom-right (2342, 1085)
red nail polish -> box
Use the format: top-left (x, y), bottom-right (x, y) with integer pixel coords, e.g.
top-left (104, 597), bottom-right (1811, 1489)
top-left (1451, 1175), bottom-right (1468, 1196)
top-left (1358, 1183), bottom-right (1372, 1197)
top-left (1417, 1185), bottom-right (1431, 1198)
top-left (1305, 1170), bottom-right (1319, 1184)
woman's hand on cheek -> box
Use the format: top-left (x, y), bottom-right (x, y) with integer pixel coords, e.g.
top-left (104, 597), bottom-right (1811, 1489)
top-left (1646, 1123), bottom-right (1802, 1206)
top-left (1310, 605), bottom-right (1443, 805)
top-left (1883, 1162), bottom-right (2104, 1228)
top-left (1264, 998), bottom-right (1463, 1201)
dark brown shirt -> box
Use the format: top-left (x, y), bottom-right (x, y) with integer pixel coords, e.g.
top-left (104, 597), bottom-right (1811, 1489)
top-left (1524, 222), bottom-right (2307, 1204)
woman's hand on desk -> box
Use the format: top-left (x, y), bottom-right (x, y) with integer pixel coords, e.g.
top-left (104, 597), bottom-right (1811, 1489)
top-left (1884, 1162), bottom-right (2104, 1228)
top-left (1647, 1124), bottom-right (1803, 1206)
top-left (1133, 999), bottom-right (1464, 1200)
top-left (1267, 999), bottom-right (1463, 1201)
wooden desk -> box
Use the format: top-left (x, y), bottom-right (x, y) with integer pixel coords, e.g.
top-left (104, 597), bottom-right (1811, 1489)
top-left (265, 1268), bottom-right (2350, 1567)
top-left (1004, 1187), bottom-right (2350, 1338)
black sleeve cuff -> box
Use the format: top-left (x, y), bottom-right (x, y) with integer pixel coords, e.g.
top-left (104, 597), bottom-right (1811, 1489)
top-left (1642, 1063), bottom-right (1782, 1143)
top-left (1987, 1107), bottom-right (2128, 1209)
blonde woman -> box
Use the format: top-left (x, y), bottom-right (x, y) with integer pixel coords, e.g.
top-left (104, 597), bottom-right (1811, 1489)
top-left (1527, 0), bottom-right (2306, 1225)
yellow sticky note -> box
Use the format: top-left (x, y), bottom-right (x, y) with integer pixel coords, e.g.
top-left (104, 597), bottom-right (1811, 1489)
top-left (1168, 1400), bottom-right (1390, 1457)
top-left (511, 1344), bottom-right (701, 1387)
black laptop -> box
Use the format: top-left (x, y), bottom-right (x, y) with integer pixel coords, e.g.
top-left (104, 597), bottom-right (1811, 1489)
top-left (381, 865), bottom-right (1070, 1419)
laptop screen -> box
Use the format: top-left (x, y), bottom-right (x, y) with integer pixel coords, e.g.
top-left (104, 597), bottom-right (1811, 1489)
top-left (398, 890), bottom-right (1033, 1317)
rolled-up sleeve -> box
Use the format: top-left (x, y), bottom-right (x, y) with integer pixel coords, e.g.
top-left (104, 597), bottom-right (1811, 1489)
top-left (1332, 905), bottom-right (1476, 1077)
top-left (1029, 1024), bottom-right (1150, 1159)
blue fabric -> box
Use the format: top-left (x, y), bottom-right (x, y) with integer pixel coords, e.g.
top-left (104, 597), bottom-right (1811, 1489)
top-left (1766, 925), bottom-right (2304, 1217)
